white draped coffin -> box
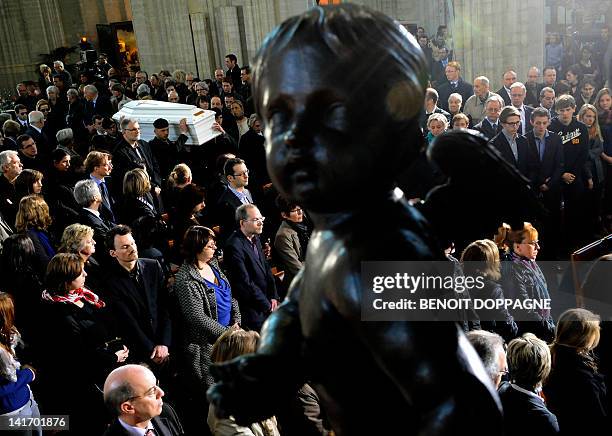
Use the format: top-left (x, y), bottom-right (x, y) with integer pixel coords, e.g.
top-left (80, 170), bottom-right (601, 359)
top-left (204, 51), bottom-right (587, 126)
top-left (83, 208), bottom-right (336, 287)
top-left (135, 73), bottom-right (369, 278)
top-left (112, 100), bottom-right (221, 145)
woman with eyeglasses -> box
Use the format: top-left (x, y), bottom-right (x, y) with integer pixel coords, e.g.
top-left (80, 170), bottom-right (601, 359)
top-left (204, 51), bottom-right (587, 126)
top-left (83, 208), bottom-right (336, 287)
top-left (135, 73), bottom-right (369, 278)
top-left (498, 333), bottom-right (559, 436)
top-left (274, 195), bottom-right (312, 287)
top-left (37, 253), bottom-right (129, 434)
top-left (173, 226), bottom-right (240, 429)
top-left (495, 222), bottom-right (555, 342)
top-left (544, 308), bottom-right (607, 435)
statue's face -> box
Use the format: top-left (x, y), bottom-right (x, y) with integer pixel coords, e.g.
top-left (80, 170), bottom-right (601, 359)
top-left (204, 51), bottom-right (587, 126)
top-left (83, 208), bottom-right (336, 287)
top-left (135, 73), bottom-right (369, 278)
top-left (259, 47), bottom-right (386, 212)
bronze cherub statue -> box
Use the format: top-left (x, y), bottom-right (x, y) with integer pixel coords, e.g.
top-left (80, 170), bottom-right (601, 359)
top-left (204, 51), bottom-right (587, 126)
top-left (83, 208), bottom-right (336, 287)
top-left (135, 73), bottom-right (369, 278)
top-left (209, 5), bottom-right (503, 435)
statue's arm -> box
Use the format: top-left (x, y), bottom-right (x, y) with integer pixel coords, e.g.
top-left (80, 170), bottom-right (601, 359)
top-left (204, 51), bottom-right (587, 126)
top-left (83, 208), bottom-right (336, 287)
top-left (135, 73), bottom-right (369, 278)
top-left (208, 273), bottom-right (306, 425)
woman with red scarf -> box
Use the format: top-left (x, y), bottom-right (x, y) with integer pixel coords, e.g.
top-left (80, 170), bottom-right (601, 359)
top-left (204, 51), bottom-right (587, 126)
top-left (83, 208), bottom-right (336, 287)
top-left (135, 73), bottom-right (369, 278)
top-left (37, 253), bottom-right (129, 435)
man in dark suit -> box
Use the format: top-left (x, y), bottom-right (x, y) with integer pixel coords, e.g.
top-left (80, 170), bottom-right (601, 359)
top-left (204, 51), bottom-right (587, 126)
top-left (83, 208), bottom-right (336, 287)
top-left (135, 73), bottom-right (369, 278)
top-left (25, 111), bottom-right (51, 157)
top-left (420, 88), bottom-right (451, 131)
top-left (496, 70), bottom-right (517, 106)
top-left (104, 225), bottom-right (171, 365)
top-left (473, 95), bottom-right (504, 140)
top-left (14, 104), bottom-right (29, 133)
top-left (224, 204), bottom-right (279, 331)
top-left (489, 106), bottom-right (538, 183)
top-left (74, 179), bottom-right (115, 249)
top-left (526, 107), bottom-right (564, 259)
top-left (113, 118), bottom-right (162, 199)
top-left (16, 134), bottom-right (44, 172)
top-left (83, 84), bottom-right (114, 124)
top-left (85, 150), bottom-right (118, 223)
top-left (225, 53), bottom-right (242, 90)
top-left (214, 157), bottom-right (253, 244)
top-left (0, 150), bottom-right (22, 228)
top-left (103, 364), bottom-right (184, 436)
top-left (435, 61), bottom-right (473, 112)
top-left (509, 82), bottom-right (534, 136)
top-left (149, 117), bottom-right (189, 183)
top-left (524, 66), bottom-right (542, 107)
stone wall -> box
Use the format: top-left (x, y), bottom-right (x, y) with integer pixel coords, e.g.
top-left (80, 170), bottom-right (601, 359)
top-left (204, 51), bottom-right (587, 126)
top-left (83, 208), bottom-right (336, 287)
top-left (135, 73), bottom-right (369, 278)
top-left (0, 0), bottom-right (547, 101)
top-left (452, 0), bottom-right (546, 90)
top-left (0, 0), bottom-right (131, 99)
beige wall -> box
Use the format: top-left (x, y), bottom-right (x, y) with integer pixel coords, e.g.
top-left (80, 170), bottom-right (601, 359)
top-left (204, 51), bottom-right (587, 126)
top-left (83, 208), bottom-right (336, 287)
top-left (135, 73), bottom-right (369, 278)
top-left (0, 0), bottom-right (546, 100)
top-left (453, 0), bottom-right (546, 90)
top-left (0, 0), bottom-right (131, 98)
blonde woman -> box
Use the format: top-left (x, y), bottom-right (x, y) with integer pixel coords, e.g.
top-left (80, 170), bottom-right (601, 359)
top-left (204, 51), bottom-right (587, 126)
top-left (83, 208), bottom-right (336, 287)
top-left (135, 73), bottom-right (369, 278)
top-left (119, 167), bottom-right (158, 227)
top-left (499, 333), bottom-right (559, 435)
top-left (495, 222), bottom-right (554, 342)
top-left (544, 308), bottom-right (606, 434)
top-left (577, 104), bottom-right (606, 234)
top-left (59, 223), bottom-right (102, 290)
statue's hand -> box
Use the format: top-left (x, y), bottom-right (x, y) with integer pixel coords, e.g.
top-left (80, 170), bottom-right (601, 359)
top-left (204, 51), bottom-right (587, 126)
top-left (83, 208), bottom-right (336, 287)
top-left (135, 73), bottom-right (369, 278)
top-left (207, 353), bottom-right (282, 425)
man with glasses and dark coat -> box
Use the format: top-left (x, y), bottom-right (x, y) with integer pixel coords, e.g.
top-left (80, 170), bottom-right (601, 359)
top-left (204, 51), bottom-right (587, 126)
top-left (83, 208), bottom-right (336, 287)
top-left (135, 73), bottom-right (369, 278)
top-left (224, 204), bottom-right (278, 331)
top-left (215, 157), bottom-right (253, 245)
top-left (112, 117), bottom-right (162, 201)
top-left (103, 364), bottom-right (184, 436)
top-left (489, 106), bottom-right (538, 183)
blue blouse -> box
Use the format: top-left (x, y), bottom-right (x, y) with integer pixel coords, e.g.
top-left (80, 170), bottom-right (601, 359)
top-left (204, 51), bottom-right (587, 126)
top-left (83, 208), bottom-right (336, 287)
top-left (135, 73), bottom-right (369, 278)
top-left (204, 266), bottom-right (232, 326)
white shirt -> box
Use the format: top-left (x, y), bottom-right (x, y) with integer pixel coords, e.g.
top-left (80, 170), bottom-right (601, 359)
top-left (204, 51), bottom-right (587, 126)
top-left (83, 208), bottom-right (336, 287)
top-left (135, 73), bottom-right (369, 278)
top-left (118, 418), bottom-right (155, 436)
top-left (515, 104), bottom-right (526, 135)
top-left (83, 207), bottom-right (100, 217)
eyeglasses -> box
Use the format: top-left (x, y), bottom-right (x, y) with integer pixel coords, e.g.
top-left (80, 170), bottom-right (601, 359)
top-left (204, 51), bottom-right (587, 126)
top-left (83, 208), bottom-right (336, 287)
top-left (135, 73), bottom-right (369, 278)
top-left (40, 108), bottom-right (50, 112)
top-left (245, 216), bottom-right (265, 224)
top-left (521, 240), bottom-right (540, 248)
top-left (232, 170), bottom-right (249, 177)
top-left (289, 207), bottom-right (303, 214)
top-left (503, 121), bottom-right (521, 126)
top-left (125, 127), bottom-right (141, 132)
top-left (128, 380), bottom-right (160, 401)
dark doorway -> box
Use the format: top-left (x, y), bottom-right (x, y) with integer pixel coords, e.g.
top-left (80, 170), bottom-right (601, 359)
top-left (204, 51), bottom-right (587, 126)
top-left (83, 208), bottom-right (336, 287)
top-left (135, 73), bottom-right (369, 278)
top-left (97, 21), bottom-right (139, 76)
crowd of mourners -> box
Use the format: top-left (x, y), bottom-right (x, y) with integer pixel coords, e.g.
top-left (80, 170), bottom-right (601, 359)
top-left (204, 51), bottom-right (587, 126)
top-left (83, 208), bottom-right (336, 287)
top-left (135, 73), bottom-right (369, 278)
top-left (0, 22), bottom-right (607, 436)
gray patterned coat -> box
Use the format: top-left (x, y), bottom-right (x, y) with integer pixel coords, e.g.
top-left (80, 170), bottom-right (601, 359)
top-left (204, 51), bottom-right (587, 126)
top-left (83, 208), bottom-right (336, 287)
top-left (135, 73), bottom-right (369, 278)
top-left (173, 262), bottom-right (241, 390)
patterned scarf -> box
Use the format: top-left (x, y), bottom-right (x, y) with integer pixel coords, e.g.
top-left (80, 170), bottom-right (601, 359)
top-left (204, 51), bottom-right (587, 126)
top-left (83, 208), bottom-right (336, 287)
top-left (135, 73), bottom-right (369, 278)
top-left (42, 287), bottom-right (106, 308)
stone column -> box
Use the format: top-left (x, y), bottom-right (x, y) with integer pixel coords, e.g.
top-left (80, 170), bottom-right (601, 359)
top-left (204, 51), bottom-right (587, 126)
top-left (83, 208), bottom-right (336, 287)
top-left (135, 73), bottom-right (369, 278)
top-left (452, 0), bottom-right (545, 89)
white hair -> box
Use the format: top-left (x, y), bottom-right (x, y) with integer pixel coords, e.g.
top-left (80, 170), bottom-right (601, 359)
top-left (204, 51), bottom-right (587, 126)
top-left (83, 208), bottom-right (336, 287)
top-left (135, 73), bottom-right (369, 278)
top-left (28, 111), bottom-right (44, 124)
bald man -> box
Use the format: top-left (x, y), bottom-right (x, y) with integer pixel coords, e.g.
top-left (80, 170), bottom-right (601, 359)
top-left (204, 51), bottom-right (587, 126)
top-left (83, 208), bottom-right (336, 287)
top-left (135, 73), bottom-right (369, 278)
top-left (103, 364), bottom-right (184, 436)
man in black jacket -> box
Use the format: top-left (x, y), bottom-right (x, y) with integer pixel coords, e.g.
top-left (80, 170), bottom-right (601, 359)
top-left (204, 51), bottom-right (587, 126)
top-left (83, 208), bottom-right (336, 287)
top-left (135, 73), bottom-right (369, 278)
top-left (104, 225), bottom-right (171, 365)
top-left (473, 95), bottom-right (504, 140)
top-left (113, 118), bottom-right (162, 199)
top-left (74, 179), bottom-right (115, 249)
top-left (224, 204), bottom-right (278, 331)
top-left (149, 117), bottom-right (189, 183)
top-left (526, 107), bottom-right (564, 259)
top-left (496, 70), bottom-right (517, 106)
top-left (489, 106), bottom-right (538, 184)
top-left (214, 157), bottom-right (252, 244)
top-left (103, 364), bottom-right (184, 436)
top-left (548, 94), bottom-right (590, 251)
top-left (435, 60), bottom-right (473, 112)
top-left (0, 150), bottom-right (22, 228)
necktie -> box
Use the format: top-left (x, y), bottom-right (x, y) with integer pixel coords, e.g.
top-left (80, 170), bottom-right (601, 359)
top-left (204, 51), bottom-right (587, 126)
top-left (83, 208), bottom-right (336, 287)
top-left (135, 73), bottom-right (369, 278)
top-left (537, 138), bottom-right (545, 161)
top-left (99, 181), bottom-right (116, 222)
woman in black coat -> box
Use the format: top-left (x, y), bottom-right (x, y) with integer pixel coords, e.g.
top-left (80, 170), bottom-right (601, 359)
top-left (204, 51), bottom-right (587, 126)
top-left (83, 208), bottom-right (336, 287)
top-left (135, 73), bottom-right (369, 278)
top-left (38, 253), bottom-right (129, 435)
top-left (544, 308), bottom-right (608, 435)
top-left (460, 239), bottom-right (518, 342)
